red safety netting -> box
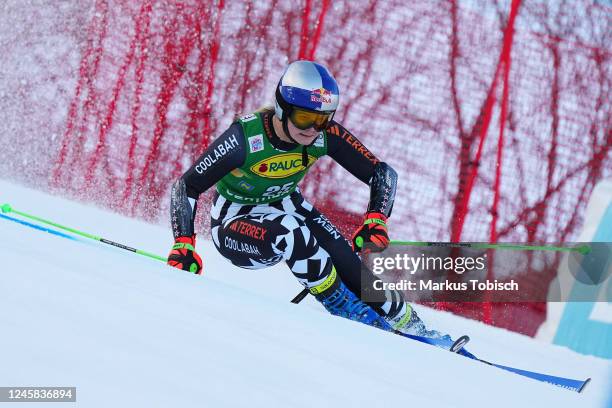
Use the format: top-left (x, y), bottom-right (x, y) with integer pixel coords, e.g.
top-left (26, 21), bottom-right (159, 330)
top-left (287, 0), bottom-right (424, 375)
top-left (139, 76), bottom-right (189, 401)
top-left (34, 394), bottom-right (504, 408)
top-left (1, 0), bottom-right (610, 335)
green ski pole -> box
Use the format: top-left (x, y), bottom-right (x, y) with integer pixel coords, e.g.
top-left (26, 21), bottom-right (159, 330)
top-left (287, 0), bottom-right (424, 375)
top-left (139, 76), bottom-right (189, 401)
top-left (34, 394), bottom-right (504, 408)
top-left (390, 241), bottom-right (591, 255)
top-left (1, 203), bottom-right (167, 263)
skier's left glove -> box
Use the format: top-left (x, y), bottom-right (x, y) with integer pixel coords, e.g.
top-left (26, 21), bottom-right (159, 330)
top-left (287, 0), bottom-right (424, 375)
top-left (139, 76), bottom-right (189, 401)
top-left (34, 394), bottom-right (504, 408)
top-left (167, 235), bottom-right (203, 274)
top-left (351, 212), bottom-right (389, 253)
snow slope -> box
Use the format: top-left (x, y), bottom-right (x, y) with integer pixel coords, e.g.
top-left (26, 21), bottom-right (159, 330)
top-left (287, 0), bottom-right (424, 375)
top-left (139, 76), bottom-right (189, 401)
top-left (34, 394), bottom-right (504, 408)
top-left (0, 179), bottom-right (610, 408)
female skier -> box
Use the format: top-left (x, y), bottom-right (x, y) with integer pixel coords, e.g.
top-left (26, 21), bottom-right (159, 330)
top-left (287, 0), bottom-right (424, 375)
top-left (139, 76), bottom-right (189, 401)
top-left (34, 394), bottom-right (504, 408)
top-left (167, 60), bottom-right (440, 337)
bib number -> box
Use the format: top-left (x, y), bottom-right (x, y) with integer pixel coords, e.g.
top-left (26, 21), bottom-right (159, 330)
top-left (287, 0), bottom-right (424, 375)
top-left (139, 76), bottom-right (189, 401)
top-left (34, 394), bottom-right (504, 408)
top-left (262, 182), bottom-right (295, 198)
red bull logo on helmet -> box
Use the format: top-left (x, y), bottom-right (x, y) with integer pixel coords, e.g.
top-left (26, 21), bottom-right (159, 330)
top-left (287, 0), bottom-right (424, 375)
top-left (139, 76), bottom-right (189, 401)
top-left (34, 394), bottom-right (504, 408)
top-left (311, 87), bottom-right (332, 104)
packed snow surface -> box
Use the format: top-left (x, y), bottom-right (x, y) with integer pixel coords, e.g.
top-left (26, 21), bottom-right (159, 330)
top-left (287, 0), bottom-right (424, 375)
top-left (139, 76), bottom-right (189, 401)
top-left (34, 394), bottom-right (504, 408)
top-left (0, 180), bottom-right (610, 407)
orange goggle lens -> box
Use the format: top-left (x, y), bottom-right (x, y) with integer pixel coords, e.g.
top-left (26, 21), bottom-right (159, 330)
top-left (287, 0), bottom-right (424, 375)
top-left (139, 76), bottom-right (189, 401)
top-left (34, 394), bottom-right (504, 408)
top-left (289, 109), bottom-right (333, 131)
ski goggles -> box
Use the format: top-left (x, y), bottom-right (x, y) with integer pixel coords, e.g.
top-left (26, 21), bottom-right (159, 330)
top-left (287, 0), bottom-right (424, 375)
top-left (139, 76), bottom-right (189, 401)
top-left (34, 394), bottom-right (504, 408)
top-left (288, 107), bottom-right (335, 131)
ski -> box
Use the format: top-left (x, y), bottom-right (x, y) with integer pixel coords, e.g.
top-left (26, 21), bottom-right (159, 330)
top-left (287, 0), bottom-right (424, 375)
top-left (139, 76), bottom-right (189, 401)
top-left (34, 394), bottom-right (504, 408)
top-left (0, 212), bottom-right (77, 241)
top-left (397, 330), bottom-right (590, 393)
top-left (475, 359), bottom-right (591, 393)
top-left (395, 332), bottom-right (472, 355)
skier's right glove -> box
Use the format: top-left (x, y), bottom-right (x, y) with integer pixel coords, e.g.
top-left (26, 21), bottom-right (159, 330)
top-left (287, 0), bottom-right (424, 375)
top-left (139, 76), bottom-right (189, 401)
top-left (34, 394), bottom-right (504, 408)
top-left (167, 235), bottom-right (203, 275)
